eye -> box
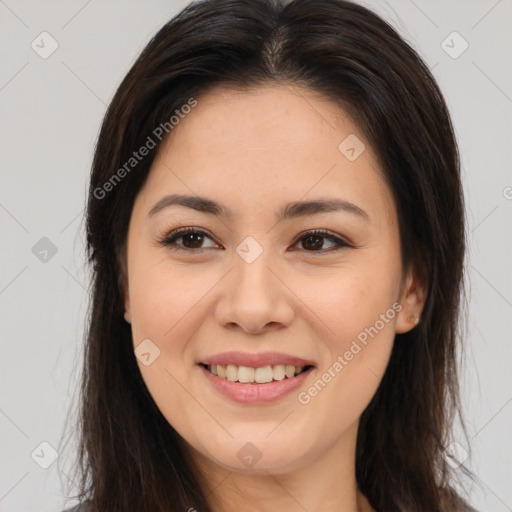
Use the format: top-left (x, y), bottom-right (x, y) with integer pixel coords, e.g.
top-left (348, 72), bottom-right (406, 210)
top-left (291, 229), bottom-right (352, 253)
top-left (158, 227), bottom-right (219, 251)
top-left (158, 227), bottom-right (353, 254)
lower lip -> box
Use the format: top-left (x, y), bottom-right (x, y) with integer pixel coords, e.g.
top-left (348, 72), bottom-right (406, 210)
top-left (199, 365), bottom-right (314, 404)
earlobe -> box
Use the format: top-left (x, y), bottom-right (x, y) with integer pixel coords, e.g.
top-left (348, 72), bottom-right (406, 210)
top-left (122, 282), bottom-right (131, 324)
top-left (395, 268), bottom-right (427, 334)
top-left (122, 275), bottom-right (132, 324)
top-left (407, 315), bottom-right (420, 327)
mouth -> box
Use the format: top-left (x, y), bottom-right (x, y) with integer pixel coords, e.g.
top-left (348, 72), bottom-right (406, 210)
top-left (197, 351), bottom-right (317, 403)
top-left (199, 363), bottom-right (315, 384)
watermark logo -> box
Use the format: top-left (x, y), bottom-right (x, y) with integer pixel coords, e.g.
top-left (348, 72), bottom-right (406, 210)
top-left (31, 31), bottom-right (59, 59)
top-left (237, 442), bottom-right (262, 468)
top-left (32, 237), bottom-right (58, 263)
top-left (441, 31), bottom-right (469, 59)
top-left (338, 134), bottom-right (365, 161)
top-left (236, 236), bottom-right (264, 264)
top-left (442, 441), bottom-right (469, 469)
top-left (134, 338), bottom-right (161, 366)
top-left (31, 441), bottom-right (59, 469)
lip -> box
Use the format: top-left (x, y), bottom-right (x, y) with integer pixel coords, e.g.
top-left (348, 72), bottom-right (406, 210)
top-left (199, 351), bottom-right (316, 368)
top-left (199, 364), bottom-right (315, 404)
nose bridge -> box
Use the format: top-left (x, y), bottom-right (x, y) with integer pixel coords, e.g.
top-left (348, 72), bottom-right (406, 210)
top-left (216, 235), bottom-right (294, 333)
top-left (232, 236), bottom-right (276, 302)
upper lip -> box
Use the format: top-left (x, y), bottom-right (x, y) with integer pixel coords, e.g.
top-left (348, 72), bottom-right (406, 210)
top-left (199, 351), bottom-right (316, 368)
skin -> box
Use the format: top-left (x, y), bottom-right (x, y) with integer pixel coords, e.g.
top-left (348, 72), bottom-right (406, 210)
top-left (121, 83), bottom-right (426, 512)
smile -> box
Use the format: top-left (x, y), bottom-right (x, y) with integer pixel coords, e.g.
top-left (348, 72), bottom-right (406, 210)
top-left (197, 351), bottom-right (316, 403)
top-left (202, 363), bottom-right (313, 384)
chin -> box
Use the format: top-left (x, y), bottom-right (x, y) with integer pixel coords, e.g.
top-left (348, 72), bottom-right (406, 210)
top-left (194, 433), bottom-right (316, 475)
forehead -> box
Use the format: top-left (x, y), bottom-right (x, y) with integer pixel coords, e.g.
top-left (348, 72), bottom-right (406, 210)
top-left (165, 83), bottom-right (365, 165)
top-left (138, 83), bottom-right (396, 227)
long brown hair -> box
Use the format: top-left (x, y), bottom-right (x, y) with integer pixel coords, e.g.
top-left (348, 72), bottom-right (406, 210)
top-left (61, 0), bottom-right (476, 510)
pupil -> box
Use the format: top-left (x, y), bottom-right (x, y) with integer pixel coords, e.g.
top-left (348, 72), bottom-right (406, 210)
top-left (184, 233), bottom-right (203, 248)
top-left (304, 235), bottom-right (322, 250)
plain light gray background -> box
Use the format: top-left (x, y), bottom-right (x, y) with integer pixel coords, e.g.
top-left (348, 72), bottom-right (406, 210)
top-left (0, 1), bottom-right (511, 510)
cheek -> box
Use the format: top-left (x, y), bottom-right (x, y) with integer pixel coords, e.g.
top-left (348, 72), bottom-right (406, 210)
top-left (128, 262), bottom-right (214, 429)
top-left (290, 254), bottom-right (400, 416)
top-left (129, 259), bottom-right (216, 344)
top-left (289, 283), bottom-right (398, 457)
top-left (290, 256), bottom-right (401, 351)
top-left (127, 259), bottom-right (207, 388)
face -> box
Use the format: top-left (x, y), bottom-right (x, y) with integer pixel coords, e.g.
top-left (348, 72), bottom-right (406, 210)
top-left (122, 83), bottom-right (424, 476)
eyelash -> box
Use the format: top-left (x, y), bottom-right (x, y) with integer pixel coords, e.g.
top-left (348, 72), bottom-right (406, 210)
top-left (157, 227), bottom-right (353, 254)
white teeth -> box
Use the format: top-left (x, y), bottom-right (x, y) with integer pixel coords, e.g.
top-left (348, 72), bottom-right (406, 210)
top-left (217, 364), bottom-right (226, 379)
top-left (255, 365), bottom-right (273, 383)
top-left (238, 366), bottom-right (255, 383)
top-left (226, 364), bottom-right (238, 382)
top-left (285, 365), bottom-right (296, 378)
top-left (207, 363), bottom-right (308, 383)
top-left (273, 364), bottom-right (285, 380)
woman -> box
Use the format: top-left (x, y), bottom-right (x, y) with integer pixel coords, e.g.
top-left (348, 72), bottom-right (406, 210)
top-left (61, 0), bottom-right (477, 510)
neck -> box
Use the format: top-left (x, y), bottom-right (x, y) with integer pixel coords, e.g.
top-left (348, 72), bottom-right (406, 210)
top-left (189, 421), bottom-right (373, 512)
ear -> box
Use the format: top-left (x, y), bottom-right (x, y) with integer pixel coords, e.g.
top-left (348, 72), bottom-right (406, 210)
top-left (118, 246), bottom-right (131, 324)
top-left (395, 264), bottom-right (427, 334)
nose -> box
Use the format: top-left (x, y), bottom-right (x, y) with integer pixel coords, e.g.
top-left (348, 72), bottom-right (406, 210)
top-left (215, 248), bottom-right (295, 335)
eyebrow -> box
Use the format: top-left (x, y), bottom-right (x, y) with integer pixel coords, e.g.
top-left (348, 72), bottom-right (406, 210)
top-left (148, 194), bottom-right (370, 222)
